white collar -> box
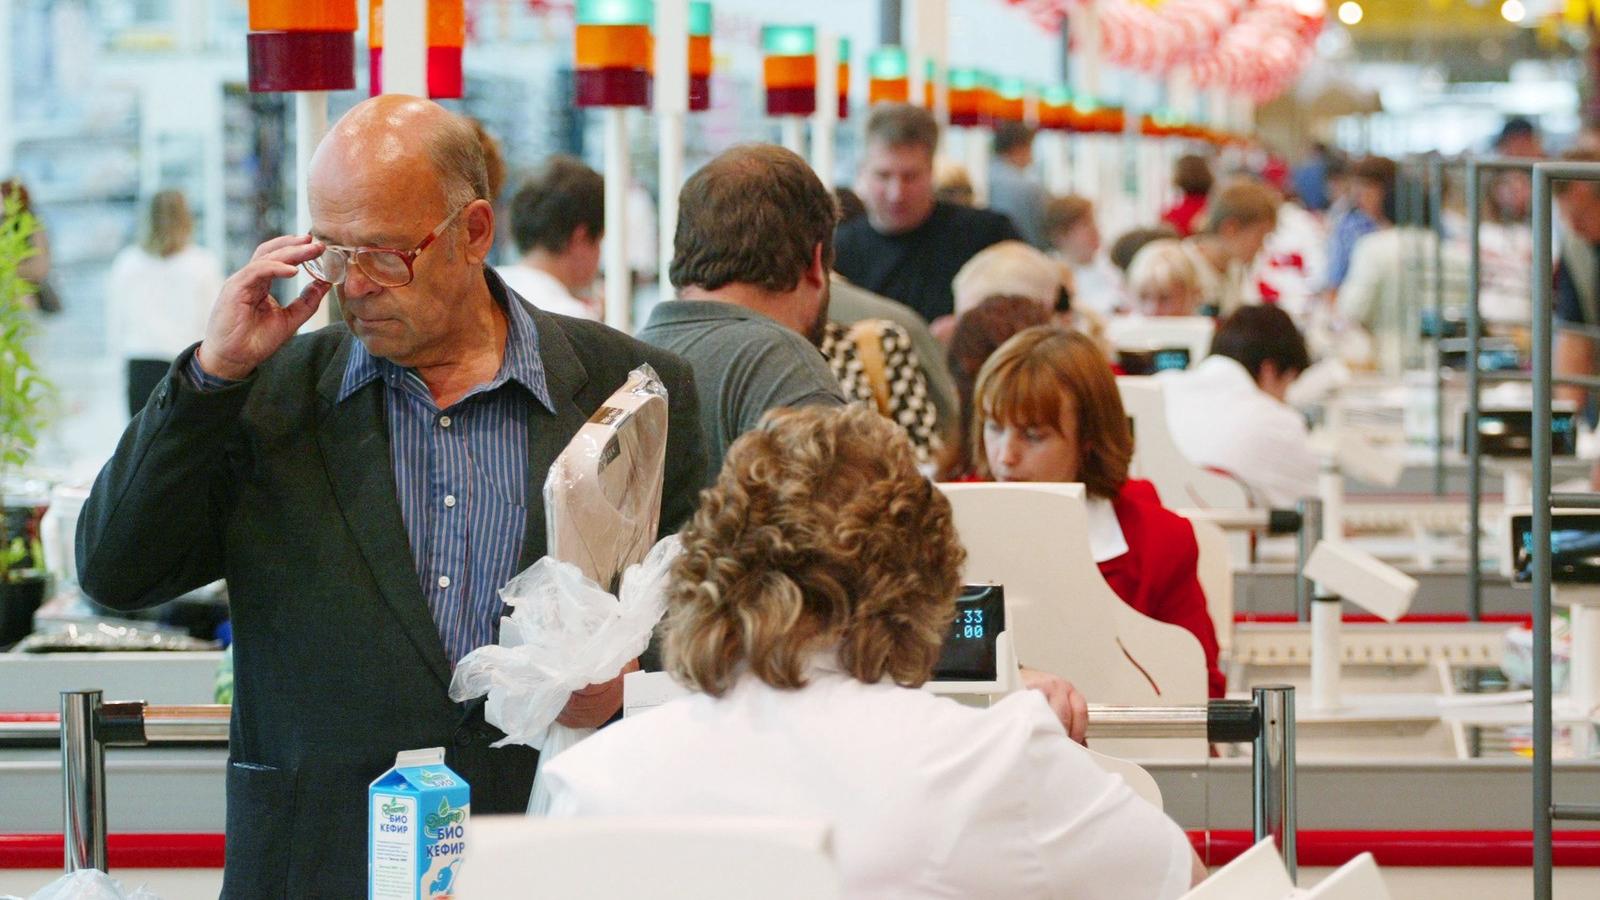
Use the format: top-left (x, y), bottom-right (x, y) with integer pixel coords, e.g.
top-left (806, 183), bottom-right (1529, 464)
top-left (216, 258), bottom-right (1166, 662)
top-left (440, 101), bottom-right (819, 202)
top-left (1085, 496), bottom-right (1129, 563)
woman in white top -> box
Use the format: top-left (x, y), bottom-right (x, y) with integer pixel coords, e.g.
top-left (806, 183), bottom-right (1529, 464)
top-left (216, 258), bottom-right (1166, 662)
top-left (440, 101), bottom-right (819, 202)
top-left (543, 405), bottom-right (1202, 899)
top-left (106, 190), bottom-right (224, 415)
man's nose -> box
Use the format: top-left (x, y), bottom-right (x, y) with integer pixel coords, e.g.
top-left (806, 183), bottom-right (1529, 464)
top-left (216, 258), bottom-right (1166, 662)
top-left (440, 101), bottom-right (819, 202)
top-left (342, 265), bottom-right (382, 298)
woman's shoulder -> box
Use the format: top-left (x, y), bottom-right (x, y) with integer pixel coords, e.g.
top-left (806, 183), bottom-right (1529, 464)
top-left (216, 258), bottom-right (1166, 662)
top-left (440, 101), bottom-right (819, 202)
top-left (1112, 480), bottom-right (1197, 545)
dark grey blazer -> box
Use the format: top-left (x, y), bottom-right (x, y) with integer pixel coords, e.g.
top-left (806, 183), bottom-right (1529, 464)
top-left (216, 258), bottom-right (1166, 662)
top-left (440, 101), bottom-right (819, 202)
top-left (76, 295), bottom-right (708, 898)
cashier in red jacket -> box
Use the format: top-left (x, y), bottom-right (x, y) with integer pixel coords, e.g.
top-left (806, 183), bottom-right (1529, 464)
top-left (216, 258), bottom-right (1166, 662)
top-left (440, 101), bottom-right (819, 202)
top-left (970, 325), bottom-right (1225, 698)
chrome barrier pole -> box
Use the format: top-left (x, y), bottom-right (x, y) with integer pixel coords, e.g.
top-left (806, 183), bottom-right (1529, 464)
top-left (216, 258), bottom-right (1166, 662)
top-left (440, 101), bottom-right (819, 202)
top-left (1295, 498), bottom-right (1322, 622)
top-left (60, 690), bottom-right (106, 873)
top-left (1429, 153), bottom-right (1447, 496)
top-left (1252, 684), bottom-right (1297, 883)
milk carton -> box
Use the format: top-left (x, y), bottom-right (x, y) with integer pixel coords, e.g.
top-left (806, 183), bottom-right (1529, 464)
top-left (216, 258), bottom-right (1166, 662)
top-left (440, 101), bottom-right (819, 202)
top-left (369, 747), bottom-right (470, 900)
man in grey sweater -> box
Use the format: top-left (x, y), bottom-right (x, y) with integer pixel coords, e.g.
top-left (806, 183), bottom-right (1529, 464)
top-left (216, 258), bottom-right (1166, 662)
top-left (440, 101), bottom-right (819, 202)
top-left (637, 144), bottom-right (845, 483)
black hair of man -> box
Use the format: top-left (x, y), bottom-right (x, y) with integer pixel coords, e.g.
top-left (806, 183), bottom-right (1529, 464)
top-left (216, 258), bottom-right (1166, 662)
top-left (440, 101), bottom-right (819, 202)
top-left (508, 155), bottom-right (605, 256)
top-left (670, 144), bottom-right (838, 293)
top-left (1211, 304), bottom-right (1311, 381)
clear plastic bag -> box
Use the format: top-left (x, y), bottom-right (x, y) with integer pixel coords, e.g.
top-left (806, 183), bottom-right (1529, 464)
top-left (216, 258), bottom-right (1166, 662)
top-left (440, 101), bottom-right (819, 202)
top-left (1, 869), bottom-right (162, 900)
top-left (447, 534), bottom-right (682, 750)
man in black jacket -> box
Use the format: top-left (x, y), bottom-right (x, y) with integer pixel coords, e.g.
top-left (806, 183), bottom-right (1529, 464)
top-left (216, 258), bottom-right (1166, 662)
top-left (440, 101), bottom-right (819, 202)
top-left (76, 96), bottom-right (706, 898)
top-left (833, 103), bottom-right (1020, 324)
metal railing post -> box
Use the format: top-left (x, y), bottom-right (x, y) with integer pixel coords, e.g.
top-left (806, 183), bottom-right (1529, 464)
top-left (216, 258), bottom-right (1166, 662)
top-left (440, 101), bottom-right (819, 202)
top-left (1252, 684), bottom-right (1297, 883)
top-left (60, 690), bottom-right (107, 873)
top-left (1531, 161), bottom-right (1558, 900)
top-left (1295, 498), bottom-right (1322, 622)
top-left (1465, 159), bottom-right (1483, 621)
top-left (1429, 153), bottom-right (1447, 496)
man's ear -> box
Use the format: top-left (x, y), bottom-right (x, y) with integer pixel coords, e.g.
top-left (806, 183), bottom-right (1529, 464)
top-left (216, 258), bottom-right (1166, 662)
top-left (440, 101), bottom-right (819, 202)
top-left (463, 199), bottom-right (496, 265)
top-left (806, 242), bottom-right (828, 288)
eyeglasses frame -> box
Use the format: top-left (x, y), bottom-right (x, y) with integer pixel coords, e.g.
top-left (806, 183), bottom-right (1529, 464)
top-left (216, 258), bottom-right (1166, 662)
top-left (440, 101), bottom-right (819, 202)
top-left (304, 202), bottom-right (471, 288)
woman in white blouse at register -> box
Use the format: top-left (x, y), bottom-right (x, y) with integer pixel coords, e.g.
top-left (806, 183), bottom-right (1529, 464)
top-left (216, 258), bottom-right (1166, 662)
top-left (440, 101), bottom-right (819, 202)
top-left (542, 405), bottom-right (1203, 899)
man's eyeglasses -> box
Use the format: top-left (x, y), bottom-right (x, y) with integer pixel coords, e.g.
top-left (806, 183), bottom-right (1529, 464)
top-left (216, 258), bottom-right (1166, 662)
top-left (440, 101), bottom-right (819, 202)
top-left (303, 204), bottom-right (469, 288)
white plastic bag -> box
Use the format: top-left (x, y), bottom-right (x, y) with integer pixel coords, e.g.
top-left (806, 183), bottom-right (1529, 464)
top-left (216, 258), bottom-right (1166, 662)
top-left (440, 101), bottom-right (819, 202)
top-left (2, 870), bottom-right (162, 900)
top-left (447, 535), bottom-right (682, 752)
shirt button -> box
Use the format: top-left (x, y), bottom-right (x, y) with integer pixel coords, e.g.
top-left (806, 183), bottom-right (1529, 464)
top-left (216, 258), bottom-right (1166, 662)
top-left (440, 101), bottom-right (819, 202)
top-left (438, 415), bottom-right (452, 428)
top-left (437, 575), bottom-right (451, 589)
top-left (444, 495), bottom-right (457, 508)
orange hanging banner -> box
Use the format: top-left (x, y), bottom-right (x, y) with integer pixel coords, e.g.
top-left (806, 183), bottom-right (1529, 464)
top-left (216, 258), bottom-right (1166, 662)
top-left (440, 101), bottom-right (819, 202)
top-left (249, 0), bottom-right (358, 33)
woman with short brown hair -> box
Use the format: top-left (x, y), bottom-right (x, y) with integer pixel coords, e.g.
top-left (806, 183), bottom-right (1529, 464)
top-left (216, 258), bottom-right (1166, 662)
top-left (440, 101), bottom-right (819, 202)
top-left (973, 326), bottom-right (1223, 697)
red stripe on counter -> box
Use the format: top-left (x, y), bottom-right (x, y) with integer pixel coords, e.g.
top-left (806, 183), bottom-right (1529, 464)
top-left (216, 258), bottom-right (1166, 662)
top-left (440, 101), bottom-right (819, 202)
top-left (0, 834), bottom-right (224, 869)
top-left (1192, 830), bottom-right (1600, 867)
top-left (1237, 613), bottom-right (1533, 627)
top-left (6, 830), bottom-right (1599, 870)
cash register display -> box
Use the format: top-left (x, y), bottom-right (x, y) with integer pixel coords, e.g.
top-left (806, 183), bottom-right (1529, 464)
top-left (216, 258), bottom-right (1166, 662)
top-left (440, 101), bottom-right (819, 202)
top-left (1466, 410), bottom-right (1577, 458)
top-left (1512, 514), bottom-right (1600, 584)
top-left (932, 584), bottom-right (1005, 682)
top-left (1116, 347), bottom-right (1191, 376)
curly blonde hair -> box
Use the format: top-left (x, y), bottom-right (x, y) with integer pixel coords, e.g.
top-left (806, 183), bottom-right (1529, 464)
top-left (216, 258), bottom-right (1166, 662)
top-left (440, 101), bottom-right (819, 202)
top-left (665, 404), bottom-right (966, 696)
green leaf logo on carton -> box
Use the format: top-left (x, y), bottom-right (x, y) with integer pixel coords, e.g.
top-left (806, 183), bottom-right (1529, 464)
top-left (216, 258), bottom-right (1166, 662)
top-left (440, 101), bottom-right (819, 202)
top-left (381, 798), bottom-right (407, 818)
top-left (424, 797), bottom-right (465, 839)
top-left (417, 769), bottom-right (456, 788)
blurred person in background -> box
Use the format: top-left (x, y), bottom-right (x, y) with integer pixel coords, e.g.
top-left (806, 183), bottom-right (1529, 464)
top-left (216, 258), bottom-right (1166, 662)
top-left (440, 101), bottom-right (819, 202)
top-left (1045, 194), bottom-right (1123, 316)
top-left (107, 190), bottom-right (224, 416)
top-left (1324, 155), bottom-right (1395, 294)
top-left (1126, 239), bottom-right (1203, 318)
top-left (1181, 178), bottom-right (1279, 316)
top-left (934, 159), bottom-right (976, 207)
top-left (498, 156), bottom-right (603, 321)
top-left (987, 122), bottom-right (1049, 248)
top-left (1338, 173), bottom-right (1467, 374)
top-left (1108, 224), bottom-right (1180, 275)
top-left (1160, 154), bottom-right (1213, 238)
top-left (835, 104), bottom-right (1019, 324)
top-left (1554, 149), bottom-right (1600, 417)
top-left (1159, 305), bottom-right (1318, 507)
top-left (1, 180), bottom-right (61, 314)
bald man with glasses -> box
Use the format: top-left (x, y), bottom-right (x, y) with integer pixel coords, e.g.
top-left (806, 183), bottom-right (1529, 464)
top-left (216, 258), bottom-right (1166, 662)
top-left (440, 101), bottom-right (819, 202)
top-left (77, 95), bottom-right (706, 899)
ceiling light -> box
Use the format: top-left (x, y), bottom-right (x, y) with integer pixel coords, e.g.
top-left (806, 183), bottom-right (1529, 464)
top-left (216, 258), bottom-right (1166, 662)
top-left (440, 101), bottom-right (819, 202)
top-left (1337, 1), bottom-right (1364, 26)
top-left (1501, 0), bottom-right (1526, 23)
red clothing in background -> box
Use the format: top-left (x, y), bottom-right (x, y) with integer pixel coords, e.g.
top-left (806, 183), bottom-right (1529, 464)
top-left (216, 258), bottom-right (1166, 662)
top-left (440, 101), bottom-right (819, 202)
top-left (1097, 479), bottom-right (1225, 698)
top-left (1161, 194), bottom-right (1208, 238)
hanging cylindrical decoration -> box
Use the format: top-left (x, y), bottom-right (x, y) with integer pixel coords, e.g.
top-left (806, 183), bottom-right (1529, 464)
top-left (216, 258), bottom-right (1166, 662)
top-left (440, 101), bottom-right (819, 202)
top-left (573, 0), bottom-right (654, 107)
top-left (762, 24), bottom-right (817, 116)
top-left (369, 0), bottom-right (467, 97)
top-left (247, 0), bottom-right (358, 92)
top-left (1039, 84), bottom-right (1072, 132)
top-left (868, 46), bottom-right (909, 105)
top-left (688, 1), bottom-right (712, 111)
top-left (836, 37), bottom-right (851, 119)
top-left (947, 67), bottom-right (987, 127)
top-left (991, 76), bottom-right (1027, 125)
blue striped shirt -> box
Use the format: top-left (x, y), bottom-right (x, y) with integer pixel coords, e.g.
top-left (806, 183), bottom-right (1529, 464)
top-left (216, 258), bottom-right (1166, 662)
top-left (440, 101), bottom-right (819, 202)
top-left (188, 281), bottom-right (553, 665)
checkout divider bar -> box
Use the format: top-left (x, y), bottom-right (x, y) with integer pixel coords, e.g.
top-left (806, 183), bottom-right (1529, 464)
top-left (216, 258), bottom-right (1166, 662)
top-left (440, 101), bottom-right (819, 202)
top-left (41, 688), bottom-right (1296, 876)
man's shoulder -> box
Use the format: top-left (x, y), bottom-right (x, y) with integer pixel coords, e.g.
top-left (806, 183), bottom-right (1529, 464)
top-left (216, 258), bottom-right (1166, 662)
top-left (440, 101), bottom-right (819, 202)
top-left (540, 307), bottom-right (693, 379)
top-left (937, 203), bottom-right (1018, 242)
top-left (833, 216), bottom-right (881, 252)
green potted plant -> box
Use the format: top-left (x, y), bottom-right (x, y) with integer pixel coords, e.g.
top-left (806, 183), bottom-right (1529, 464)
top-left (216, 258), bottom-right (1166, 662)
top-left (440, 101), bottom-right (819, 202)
top-left (0, 189), bottom-right (53, 646)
